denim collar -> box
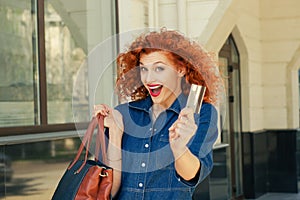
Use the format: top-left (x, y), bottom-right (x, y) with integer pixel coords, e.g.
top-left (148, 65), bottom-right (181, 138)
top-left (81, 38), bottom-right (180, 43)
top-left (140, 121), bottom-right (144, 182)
top-left (128, 93), bottom-right (187, 114)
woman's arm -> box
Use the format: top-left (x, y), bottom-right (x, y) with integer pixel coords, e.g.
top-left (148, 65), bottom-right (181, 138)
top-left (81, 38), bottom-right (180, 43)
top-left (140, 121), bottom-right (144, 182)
top-left (94, 105), bottom-right (124, 197)
top-left (106, 126), bottom-right (123, 196)
top-left (173, 147), bottom-right (200, 181)
top-left (169, 104), bottom-right (218, 182)
top-left (169, 107), bottom-right (200, 180)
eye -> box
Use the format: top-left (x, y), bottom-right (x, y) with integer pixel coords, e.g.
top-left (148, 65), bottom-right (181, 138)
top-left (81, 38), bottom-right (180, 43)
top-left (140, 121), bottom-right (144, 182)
top-left (140, 66), bottom-right (148, 72)
top-left (155, 66), bottom-right (165, 72)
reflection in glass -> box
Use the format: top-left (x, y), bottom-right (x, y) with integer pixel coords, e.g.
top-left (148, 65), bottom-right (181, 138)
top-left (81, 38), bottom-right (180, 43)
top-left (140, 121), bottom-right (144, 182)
top-left (0, 145), bottom-right (13, 197)
top-left (232, 66), bottom-right (243, 196)
top-left (231, 39), bottom-right (243, 197)
top-left (2, 138), bottom-right (81, 199)
top-left (218, 57), bottom-right (230, 144)
top-left (218, 57), bottom-right (232, 199)
top-left (0, 1), bottom-right (38, 127)
top-left (44, 2), bottom-right (87, 124)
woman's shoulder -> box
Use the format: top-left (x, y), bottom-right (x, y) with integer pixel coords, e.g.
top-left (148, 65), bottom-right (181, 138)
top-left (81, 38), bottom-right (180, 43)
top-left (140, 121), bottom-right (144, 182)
top-left (201, 102), bottom-right (217, 112)
top-left (114, 101), bottom-right (129, 113)
top-left (115, 97), bottom-right (151, 113)
top-left (196, 102), bottom-right (218, 121)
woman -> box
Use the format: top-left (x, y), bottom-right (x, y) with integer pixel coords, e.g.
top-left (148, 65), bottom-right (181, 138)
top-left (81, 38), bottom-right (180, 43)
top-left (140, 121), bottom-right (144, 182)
top-left (94, 28), bottom-right (223, 200)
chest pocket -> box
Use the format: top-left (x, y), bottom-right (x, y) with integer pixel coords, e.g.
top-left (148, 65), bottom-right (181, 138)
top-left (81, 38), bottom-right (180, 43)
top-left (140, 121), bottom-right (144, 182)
top-left (159, 132), bottom-right (170, 142)
top-left (154, 132), bottom-right (174, 170)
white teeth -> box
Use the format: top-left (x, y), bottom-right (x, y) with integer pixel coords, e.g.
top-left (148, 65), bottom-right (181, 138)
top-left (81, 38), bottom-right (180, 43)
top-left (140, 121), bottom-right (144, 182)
top-left (149, 85), bottom-right (161, 89)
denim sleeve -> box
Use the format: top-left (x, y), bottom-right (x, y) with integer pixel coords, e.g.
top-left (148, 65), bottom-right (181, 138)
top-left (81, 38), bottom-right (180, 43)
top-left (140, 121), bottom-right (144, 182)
top-left (175, 103), bottom-right (218, 187)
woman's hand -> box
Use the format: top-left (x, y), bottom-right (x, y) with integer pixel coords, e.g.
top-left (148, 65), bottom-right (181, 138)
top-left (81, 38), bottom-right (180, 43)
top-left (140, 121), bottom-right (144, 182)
top-left (168, 107), bottom-right (197, 157)
top-left (94, 104), bottom-right (123, 196)
top-left (93, 104), bottom-right (124, 140)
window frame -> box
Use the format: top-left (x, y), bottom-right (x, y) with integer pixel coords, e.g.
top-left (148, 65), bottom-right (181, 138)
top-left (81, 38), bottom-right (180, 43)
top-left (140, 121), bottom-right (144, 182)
top-left (0, 0), bottom-right (119, 137)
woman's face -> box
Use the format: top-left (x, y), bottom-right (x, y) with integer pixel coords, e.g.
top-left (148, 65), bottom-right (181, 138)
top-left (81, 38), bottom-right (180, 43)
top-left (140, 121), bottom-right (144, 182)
top-left (139, 51), bottom-right (184, 108)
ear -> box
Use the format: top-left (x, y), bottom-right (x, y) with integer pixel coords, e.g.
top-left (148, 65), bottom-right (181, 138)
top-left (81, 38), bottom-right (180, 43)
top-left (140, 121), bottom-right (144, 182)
top-left (178, 69), bottom-right (186, 77)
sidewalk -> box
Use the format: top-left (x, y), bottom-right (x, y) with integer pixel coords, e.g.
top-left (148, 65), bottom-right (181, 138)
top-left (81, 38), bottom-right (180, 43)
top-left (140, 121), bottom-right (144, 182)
top-left (2, 161), bottom-right (67, 200)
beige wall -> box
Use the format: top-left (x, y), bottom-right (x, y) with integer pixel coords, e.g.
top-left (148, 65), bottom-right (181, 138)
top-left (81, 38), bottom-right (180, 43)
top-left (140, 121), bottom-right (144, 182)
top-left (118, 0), bottom-right (149, 32)
top-left (260, 0), bottom-right (300, 129)
top-left (236, 0), bottom-right (264, 132)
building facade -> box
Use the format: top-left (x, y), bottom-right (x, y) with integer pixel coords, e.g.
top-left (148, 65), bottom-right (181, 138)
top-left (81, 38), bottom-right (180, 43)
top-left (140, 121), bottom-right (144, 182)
top-left (0, 0), bottom-right (299, 199)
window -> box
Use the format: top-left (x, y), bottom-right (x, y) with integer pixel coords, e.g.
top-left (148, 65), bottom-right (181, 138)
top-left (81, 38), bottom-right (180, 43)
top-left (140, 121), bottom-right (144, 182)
top-left (0, 0), bottom-right (117, 136)
top-left (44, 2), bottom-right (87, 124)
top-left (0, 1), bottom-right (38, 128)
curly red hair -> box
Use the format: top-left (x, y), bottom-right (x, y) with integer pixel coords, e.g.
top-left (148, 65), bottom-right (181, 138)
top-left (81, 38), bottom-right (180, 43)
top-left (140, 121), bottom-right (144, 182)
top-left (116, 28), bottom-right (224, 106)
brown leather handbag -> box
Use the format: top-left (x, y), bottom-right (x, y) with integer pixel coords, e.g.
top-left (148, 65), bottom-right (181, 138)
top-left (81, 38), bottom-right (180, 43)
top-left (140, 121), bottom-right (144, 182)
top-left (52, 115), bottom-right (113, 200)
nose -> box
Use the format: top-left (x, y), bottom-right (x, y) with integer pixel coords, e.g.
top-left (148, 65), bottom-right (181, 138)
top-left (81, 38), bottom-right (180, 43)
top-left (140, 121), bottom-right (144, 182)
top-left (144, 70), bottom-right (156, 83)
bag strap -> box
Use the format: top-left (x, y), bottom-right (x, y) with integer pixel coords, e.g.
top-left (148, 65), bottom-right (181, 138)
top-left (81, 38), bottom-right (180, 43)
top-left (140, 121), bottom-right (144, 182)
top-left (95, 115), bottom-right (107, 162)
top-left (68, 115), bottom-right (106, 174)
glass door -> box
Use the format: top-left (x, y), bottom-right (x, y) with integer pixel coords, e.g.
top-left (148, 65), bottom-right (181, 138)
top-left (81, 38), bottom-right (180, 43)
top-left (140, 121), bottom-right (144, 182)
top-left (219, 35), bottom-right (243, 199)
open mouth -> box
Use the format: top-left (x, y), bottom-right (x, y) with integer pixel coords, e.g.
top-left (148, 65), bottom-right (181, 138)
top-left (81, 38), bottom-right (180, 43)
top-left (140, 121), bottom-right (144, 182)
top-left (147, 84), bottom-right (163, 97)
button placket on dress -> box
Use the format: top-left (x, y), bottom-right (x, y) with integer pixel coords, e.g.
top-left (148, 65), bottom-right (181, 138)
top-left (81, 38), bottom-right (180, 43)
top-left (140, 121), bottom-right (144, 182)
top-left (136, 126), bottom-right (153, 191)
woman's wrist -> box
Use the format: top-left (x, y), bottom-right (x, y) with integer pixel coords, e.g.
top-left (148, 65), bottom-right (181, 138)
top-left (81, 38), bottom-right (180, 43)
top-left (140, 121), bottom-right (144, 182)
top-left (107, 157), bottom-right (122, 162)
top-left (107, 136), bottom-right (122, 168)
top-left (108, 126), bottom-right (123, 145)
top-left (171, 145), bottom-right (189, 159)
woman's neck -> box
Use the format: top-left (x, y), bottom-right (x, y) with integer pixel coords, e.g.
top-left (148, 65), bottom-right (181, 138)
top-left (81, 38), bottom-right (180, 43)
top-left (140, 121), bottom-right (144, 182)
top-left (159, 90), bottom-right (181, 109)
top-left (151, 104), bottom-right (165, 121)
top-left (150, 90), bottom-right (181, 120)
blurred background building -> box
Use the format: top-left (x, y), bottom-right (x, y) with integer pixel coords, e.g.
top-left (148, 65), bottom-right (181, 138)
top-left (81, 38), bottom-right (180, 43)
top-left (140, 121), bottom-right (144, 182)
top-left (0, 0), bottom-right (299, 199)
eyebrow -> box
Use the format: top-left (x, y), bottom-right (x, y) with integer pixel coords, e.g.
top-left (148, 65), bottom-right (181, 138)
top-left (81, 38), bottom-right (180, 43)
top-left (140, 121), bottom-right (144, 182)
top-left (139, 61), bottom-right (167, 66)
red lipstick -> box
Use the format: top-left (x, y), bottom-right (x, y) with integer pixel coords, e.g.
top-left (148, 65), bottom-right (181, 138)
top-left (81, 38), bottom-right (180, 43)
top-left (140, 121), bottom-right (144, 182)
top-left (147, 84), bottom-right (163, 97)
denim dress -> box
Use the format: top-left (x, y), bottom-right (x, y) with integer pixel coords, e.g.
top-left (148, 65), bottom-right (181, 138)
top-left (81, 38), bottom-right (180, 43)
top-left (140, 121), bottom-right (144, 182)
top-left (112, 93), bottom-right (218, 200)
